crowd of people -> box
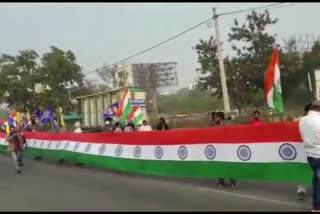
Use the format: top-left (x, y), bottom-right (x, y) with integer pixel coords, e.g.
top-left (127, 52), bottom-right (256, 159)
top-left (73, 117), bottom-right (170, 134)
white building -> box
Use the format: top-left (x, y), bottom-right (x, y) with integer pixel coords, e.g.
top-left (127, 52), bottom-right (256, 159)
top-left (114, 63), bottom-right (135, 88)
top-left (188, 82), bottom-right (198, 90)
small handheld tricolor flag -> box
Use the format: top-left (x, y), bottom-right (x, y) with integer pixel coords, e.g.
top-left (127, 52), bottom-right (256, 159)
top-left (118, 88), bottom-right (133, 126)
top-left (127, 106), bottom-right (144, 126)
top-left (264, 46), bottom-right (284, 114)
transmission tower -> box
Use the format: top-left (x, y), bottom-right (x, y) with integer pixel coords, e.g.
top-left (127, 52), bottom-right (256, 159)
top-left (289, 34), bottom-right (320, 53)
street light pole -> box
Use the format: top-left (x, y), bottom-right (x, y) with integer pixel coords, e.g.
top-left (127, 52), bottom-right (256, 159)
top-left (213, 8), bottom-right (231, 113)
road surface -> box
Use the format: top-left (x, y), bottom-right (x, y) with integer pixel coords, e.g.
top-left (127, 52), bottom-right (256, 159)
top-left (0, 154), bottom-right (311, 211)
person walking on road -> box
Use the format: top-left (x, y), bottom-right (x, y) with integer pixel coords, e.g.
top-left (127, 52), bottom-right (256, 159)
top-left (17, 128), bottom-right (27, 167)
top-left (6, 126), bottom-right (22, 174)
top-left (299, 101), bottom-right (320, 212)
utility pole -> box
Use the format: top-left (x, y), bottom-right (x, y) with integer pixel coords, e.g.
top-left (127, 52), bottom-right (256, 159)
top-left (307, 72), bottom-right (314, 103)
top-left (213, 8), bottom-right (231, 113)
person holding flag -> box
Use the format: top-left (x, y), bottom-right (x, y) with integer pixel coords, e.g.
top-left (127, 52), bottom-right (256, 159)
top-left (127, 106), bottom-right (144, 126)
top-left (118, 88), bottom-right (145, 127)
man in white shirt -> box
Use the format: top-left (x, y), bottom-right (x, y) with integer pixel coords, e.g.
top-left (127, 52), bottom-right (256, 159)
top-left (296, 104), bottom-right (312, 201)
top-left (299, 101), bottom-right (320, 212)
top-left (74, 121), bottom-right (82, 133)
top-left (139, 120), bottom-right (152, 132)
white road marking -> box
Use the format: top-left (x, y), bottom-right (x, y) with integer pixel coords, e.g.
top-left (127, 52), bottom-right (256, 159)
top-left (197, 187), bottom-right (306, 208)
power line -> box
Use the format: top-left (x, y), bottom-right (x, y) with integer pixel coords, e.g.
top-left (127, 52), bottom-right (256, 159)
top-left (217, 3), bottom-right (284, 17)
top-left (102, 17), bottom-right (213, 70)
top-left (83, 3), bottom-right (291, 75)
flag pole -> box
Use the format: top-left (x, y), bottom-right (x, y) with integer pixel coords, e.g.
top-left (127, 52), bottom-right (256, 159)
top-left (51, 118), bottom-right (54, 132)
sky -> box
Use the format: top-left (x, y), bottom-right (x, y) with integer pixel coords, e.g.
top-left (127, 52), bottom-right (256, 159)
top-left (1, 3), bottom-right (320, 90)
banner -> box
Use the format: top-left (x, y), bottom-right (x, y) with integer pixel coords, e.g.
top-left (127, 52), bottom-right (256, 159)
top-left (132, 99), bottom-right (146, 108)
top-left (0, 122), bottom-right (311, 184)
top-left (103, 102), bottom-right (119, 120)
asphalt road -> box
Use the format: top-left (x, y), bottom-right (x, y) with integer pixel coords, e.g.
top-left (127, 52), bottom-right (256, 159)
top-left (0, 155), bottom-right (312, 211)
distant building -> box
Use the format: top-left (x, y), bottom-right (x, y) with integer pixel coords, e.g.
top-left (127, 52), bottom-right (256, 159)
top-left (188, 82), bottom-right (198, 90)
top-left (114, 63), bottom-right (135, 88)
top-left (158, 87), bottom-right (179, 96)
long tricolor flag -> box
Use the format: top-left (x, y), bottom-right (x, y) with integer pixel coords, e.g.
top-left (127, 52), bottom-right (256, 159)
top-left (0, 122), bottom-right (312, 184)
top-left (264, 46), bottom-right (284, 114)
top-left (118, 88), bottom-right (133, 126)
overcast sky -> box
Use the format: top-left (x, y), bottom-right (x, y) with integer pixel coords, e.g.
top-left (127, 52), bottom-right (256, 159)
top-left (1, 3), bottom-right (320, 89)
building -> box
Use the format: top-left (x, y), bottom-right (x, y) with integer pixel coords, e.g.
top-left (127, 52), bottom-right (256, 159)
top-left (76, 87), bottom-right (148, 129)
top-left (188, 82), bottom-right (198, 90)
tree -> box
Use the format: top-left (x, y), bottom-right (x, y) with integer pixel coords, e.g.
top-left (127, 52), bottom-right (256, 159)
top-left (0, 46), bottom-right (85, 113)
top-left (278, 38), bottom-right (305, 104)
top-left (0, 50), bottom-right (40, 111)
top-left (302, 41), bottom-right (320, 102)
top-left (195, 10), bottom-right (279, 112)
top-left (38, 46), bottom-right (84, 112)
top-left (95, 64), bottom-right (117, 90)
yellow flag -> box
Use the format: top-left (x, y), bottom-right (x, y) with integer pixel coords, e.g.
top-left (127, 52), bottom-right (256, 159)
top-left (59, 107), bottom-right (65, 126)
top-left (27, 112), bottom-right (31, 121)
top-left (6, 124), bottom-right (10, 135)
top-left (16, 112), bottom-right (21, 125)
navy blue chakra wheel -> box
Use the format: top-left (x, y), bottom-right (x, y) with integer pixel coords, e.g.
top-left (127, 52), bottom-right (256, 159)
top-left (154, 146), bottom-right (164, 159)
top-left (85, 144), bottom-right (91, 153)
top-left (204, 145), bottom-right (216, 160)
top-left (115, 145), bottom-right (123, 157)
top-left (99, 144), bottom-right (106, 155)
top-left (178, 146), bottom-right (188, 160)
top-left (134, 146), bottom-right (142, 158)
top-left (237, 145), bottom-right (251, 161)
top-left (279, 143), bottom-right (297, 160)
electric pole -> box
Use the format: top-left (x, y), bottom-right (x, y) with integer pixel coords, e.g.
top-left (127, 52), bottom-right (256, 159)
top-left (213, 8), bottom-right (231, 113)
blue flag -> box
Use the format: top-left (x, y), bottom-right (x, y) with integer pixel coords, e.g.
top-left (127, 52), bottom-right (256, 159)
top-left (21, 116), bottom-right (29, 129)
top-left (6, 112), bottom-right (13, 127)
top-left (31, 108), bottom-right (42, 120)
top-left (40, 108), bottom-right (54, 124)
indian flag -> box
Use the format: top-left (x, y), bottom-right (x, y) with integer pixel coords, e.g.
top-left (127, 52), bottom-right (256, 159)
top-left (264, 46), bottom-right (284, 114)
top-left (127, 106), bottom-right (143, 125)
top-left (0, 122), bottom-right (311, 184)
top-left (118, 88), bottom-right (133, 125)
